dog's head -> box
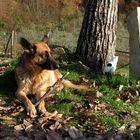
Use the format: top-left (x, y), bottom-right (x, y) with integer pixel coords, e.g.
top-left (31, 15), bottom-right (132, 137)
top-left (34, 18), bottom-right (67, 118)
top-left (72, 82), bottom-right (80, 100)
top-left (20, 37), bottom-right (59, 70)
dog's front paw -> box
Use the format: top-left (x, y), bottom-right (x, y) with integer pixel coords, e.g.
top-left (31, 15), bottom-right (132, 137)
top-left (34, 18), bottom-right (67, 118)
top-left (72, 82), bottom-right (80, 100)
top-left (26, 104), bottom-right (37, 118)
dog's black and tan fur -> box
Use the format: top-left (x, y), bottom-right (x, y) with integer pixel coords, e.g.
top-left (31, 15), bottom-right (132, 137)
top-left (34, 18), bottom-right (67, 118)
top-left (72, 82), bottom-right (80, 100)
top-left (15, 37), bottom-right (89, 117)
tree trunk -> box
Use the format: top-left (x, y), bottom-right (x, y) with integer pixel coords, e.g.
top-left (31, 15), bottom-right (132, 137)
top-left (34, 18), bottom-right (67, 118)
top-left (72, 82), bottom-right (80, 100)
top-left (76, 0), bottom-right (118, 73)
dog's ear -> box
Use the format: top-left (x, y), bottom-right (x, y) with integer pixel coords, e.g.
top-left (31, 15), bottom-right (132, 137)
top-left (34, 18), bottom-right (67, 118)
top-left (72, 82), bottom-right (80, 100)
top-left (20, 38), bottom-right (31, 50)
top-left (41, 35), bottom-right (49, 44)
top-left (20, 38), bottom-right (36, 54)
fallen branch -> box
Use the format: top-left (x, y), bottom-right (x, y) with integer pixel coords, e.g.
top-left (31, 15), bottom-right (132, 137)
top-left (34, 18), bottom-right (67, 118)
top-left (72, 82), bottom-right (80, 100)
top-left (35, 72), bottom-right (69, 107)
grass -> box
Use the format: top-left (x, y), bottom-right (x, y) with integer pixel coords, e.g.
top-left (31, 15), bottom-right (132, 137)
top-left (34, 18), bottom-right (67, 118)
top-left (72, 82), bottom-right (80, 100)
top-left (95, 114), bottom-right (120, 129)
top-left (50, 62), bottom-right (140, 134)
top-left (0, 58), bottom-right (140, 135)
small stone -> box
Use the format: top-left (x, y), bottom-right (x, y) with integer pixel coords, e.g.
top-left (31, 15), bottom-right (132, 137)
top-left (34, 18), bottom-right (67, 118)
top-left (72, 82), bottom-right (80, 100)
top-left (115, 134), bottom-right (129, 140)
top-left (34, 131), bottom-right (46, 140)
top-left (3, 137), bottom-right (16, 140)
top-left (64, 137), bottom-right (73, 140)
top-left (88, 135), bottom-right (104, 140)
top-left (76, 137), bottom-right (86, 140)
top-left (46, 130), bottom-right (63, 140)
top-left (68, 127), bottom-right (83, 139)
top-left (15, 136), bottom-right (30, 140)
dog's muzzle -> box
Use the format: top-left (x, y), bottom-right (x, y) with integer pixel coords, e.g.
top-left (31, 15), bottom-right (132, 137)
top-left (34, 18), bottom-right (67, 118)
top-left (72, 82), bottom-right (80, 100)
top-left (38, 58), bottom-right (59, 70)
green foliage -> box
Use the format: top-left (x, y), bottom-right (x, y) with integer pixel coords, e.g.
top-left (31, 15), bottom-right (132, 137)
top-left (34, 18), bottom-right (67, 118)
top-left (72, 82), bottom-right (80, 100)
top-left (96, 74), bottom-right (129, 88)
top-left (57, 91), bottom-right (84, 104)
top-left (132, 102), bottom-right (140, 112)
top-left (48, 102), bottom-right (73, 115)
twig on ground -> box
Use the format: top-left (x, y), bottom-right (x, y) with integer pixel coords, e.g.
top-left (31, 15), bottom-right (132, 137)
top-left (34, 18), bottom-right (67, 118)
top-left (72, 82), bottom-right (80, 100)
top-left (78, 61), bottom-right (91, 72)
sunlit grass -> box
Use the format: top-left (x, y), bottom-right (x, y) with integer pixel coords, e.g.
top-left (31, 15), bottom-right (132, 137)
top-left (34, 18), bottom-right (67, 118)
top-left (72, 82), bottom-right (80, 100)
top-left (0, 59), bottom-right (140, 133)
top-left (95, 114), bottom-right (120, 129)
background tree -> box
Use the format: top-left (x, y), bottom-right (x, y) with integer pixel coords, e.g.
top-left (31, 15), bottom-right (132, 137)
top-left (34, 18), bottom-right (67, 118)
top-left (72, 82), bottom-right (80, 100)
top-left (76, 0), bottom-right (118, 73)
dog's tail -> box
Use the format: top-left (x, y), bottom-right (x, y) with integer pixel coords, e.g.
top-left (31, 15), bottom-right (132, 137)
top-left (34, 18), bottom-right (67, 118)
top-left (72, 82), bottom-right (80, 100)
top-left (62, 79), bottom-right (89, 89)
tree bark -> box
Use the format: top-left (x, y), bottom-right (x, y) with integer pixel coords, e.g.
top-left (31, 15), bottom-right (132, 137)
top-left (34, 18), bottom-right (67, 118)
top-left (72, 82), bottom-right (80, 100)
top-left (76, 0), bottom-right (118, 73)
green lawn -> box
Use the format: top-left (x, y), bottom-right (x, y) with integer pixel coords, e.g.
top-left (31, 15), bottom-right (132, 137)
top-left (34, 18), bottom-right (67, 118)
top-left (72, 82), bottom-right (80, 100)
top-left (0, 59), bottom-right (140, 137)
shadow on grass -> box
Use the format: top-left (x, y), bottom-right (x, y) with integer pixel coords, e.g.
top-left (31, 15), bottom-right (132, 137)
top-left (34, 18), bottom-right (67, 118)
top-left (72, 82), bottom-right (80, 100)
top-left (0, 70), bottom-right (17, 103)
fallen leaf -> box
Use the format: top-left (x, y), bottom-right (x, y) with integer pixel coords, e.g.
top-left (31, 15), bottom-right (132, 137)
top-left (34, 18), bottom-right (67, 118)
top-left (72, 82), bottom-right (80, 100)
top-left (0, 98), bottom-right (6, 106)
top-left (0, 116), bottom-right (13, 121)
top-left (14, 124), bottom-right (24, 131)
top-left (91, 80), bottom-right (96, 88)
top-left (137, 80), bottom-right (140, 87)
top-left (77, 75), bottom-right (89, 83)
top-left (117, 124), bottom-right (126, 133)
top-left (25, 124), bottom-right (33, 132)
top-left (129, 123), bottom-right (137, 131)
top-left (49, 121), bottom-right (61, 130)
top-left (119, 85), bottom-right (124, 91)
top-left (95, 91), bottom-right (103, 98)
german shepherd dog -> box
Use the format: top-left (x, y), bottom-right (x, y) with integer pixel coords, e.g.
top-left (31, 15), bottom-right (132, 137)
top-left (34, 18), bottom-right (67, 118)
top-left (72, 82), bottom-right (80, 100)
top-left (15, 37), bottom-right (89, 117)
